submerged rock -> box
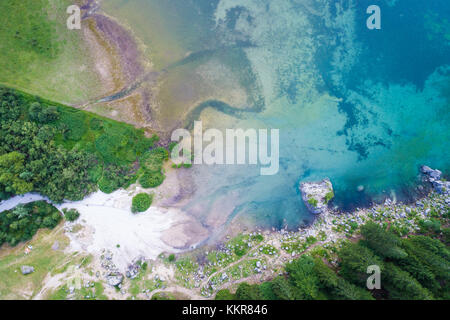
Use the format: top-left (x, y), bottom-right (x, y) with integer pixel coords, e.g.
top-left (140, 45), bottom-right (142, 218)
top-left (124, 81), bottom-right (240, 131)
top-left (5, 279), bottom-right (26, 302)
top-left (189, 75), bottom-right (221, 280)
top-left (299, 178), bottom-right (334, 214)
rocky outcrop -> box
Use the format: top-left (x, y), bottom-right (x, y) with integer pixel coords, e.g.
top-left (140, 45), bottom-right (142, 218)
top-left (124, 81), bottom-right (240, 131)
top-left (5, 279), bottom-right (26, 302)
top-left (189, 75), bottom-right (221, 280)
top-left (421, 166), bottom-right (442, 181)
top-left (106, 273), bottom-right (124, 287)
top-left (299, 178), bottom-right (334, 214)
top-left (21, 265), bottom-right (34, 275)
top-left (421, 165), bottom-right (449, 195)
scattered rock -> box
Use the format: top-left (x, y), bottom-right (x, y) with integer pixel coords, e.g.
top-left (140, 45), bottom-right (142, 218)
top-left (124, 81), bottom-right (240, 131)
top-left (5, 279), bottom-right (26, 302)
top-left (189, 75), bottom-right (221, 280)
top-left (51, 241), bottom-right (59, 251)
top-left (106, 273), bottom-right (123, 287)
top-left (125, 257), bottom-right (143, 279)
top-left (21, 265), bottom-right (34, 275)
top-left (104, 250), bottom-right (113, 261)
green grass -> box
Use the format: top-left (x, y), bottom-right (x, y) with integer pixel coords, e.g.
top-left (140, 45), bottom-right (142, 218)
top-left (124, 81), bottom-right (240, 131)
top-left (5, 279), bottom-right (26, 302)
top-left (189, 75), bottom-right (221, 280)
top-left (47, 285), bottom-right (69, 300)
top-left (0, 0), bottom-right (101, 104)
top-left (48, 281), bottom-right (108, 300)
top-left (0, 224), bottom-right (72, 299)
top-left (308, 197), bottom-right (318, 207)
top-left (176, 258), bottom-right (199, 276)
top-left (281, 236), bottom-right (317, 254)
top-left (260, 245), bottom-right (278, 256)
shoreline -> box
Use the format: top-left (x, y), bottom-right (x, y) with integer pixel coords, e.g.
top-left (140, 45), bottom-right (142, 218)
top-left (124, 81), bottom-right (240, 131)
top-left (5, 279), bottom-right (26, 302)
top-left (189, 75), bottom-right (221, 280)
top-left (1, 165), bottom-right (446, 262)
top-left (0, 166), bottom-right (448, 299)
top-left (169, 167), bottom-right (450, 298)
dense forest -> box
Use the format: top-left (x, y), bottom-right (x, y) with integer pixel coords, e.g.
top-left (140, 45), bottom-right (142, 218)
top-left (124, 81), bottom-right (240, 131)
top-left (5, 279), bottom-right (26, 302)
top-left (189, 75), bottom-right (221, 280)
top-left (216, 220), bottom-right (450, 300)
top-left (0, 86), bottom-right (167, 202)
top-left (0, 201), bottom-right (61, 247)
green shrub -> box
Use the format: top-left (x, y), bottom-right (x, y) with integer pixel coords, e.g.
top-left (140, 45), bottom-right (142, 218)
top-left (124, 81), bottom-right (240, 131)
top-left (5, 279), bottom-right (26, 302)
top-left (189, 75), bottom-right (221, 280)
top-left (443, 228), bottom-right (450, 245)
top-left (98, 165), bottom-right (137, 194)
top-left (324, 191), bottom-right (334, 204)
top-left (59, 110), bottom-right (87, 141)
top-left (308, 197), bottom-right (318, 207)
top-left (131, 193), bottom-right (153, 213)
top-left (90, 118), bottom-right (103, 130)
top-left (215, 289), bottom-right (235, 300)
top-left (235, 283), bottom-right (262, 300)
top-left (419, 219), bottom-right (442, 234)
top-left (63, 208), bottom-right (80, 222)
top-left (139, 171), bottom-right (165, 188)
top-left (141, 147), bottom-right (168, 172)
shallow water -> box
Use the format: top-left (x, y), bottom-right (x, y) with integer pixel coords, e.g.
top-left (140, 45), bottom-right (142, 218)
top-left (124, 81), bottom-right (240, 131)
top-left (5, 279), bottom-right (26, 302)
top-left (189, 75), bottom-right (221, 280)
top-left (104, 0), bottom-right (450, 229)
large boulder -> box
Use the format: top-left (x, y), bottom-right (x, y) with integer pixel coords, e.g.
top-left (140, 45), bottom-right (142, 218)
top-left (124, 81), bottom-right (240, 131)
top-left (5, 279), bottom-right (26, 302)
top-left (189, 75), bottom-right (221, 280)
top-left (21, 265), bottom-right (34, 275)
top-left (106, 273), bottom-right (124, 287)
top-left (421, 165), bottom-right (442, 181)
top-left (433, 180), bottom-right (450, 195)
top-left (421, 165), bottom-right (448, 194)
top-left (299, 178), bottom-right (334, 214)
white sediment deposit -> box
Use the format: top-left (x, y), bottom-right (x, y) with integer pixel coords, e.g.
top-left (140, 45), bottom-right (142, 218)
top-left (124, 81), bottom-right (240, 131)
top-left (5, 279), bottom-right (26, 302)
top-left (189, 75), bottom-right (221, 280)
top-left (299, 178), bottom-right (334, 214)
top-left (59, 189), bottom-right (183, 271)
top-left (0, 188), bottom-right (193, 271)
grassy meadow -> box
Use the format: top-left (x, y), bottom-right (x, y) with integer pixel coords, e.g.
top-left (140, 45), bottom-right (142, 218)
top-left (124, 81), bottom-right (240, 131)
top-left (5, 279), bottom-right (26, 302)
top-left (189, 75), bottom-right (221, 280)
top-left (0, 0), bottom-right (101, 104)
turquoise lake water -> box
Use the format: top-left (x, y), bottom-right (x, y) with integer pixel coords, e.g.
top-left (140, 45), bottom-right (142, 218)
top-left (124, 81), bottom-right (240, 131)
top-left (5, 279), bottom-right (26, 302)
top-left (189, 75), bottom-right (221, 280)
top-left (109, 0), bottom-right (450, 229)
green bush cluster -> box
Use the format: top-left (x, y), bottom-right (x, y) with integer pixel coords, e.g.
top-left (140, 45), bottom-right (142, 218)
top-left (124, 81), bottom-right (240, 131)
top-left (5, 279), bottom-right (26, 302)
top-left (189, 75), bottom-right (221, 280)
top-left (307, 197), bottom-right (318, 207)
top-left (138, 147), bottom-right (167, 189)
top-left (0, 201), bottom-right (61, 247)
top-left (131, 193), bottom-right (153, 213)
top-left (29, 102), bottom-right (60, 123)
top-left (63, 208), bottom-right (80, 222)
top-left (324, 191), bottom-right (334, 204)
top-left (139, 171), bottom-right (165, 189)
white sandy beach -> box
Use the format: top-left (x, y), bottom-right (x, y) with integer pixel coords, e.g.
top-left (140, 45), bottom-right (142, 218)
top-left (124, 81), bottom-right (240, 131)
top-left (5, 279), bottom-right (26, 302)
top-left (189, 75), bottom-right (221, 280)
top-left (0, 186), bottom-right (207, 271)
